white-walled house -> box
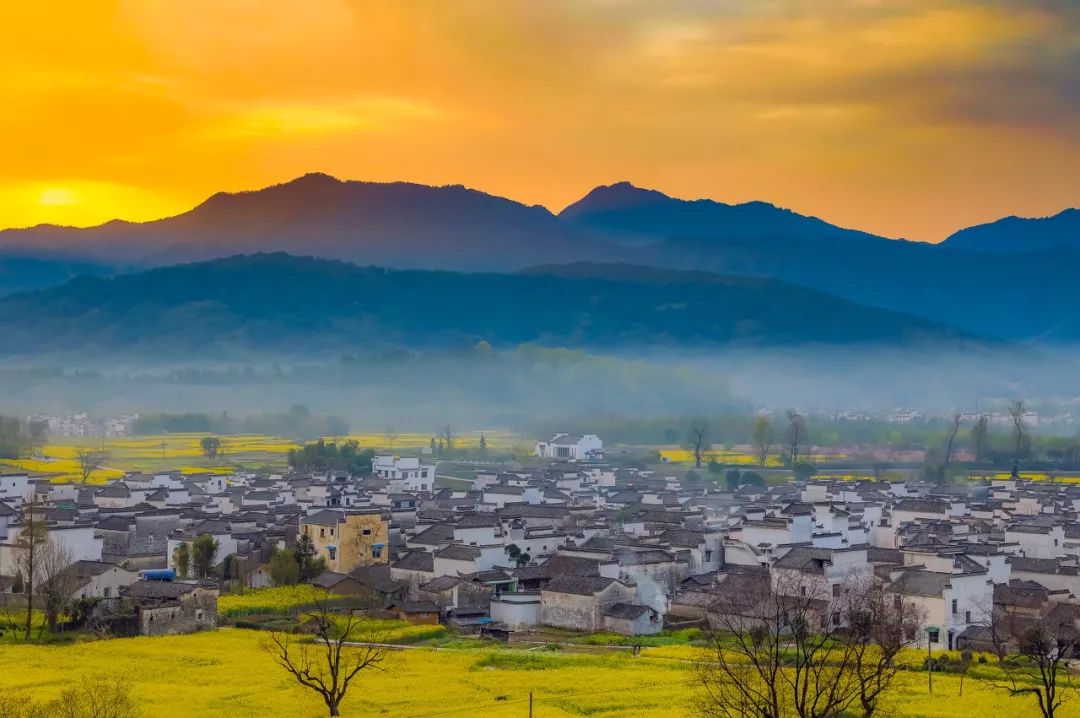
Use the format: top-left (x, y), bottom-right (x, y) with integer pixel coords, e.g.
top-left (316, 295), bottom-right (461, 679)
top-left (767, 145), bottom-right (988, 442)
top-left (0, 472), bottom-right (31, 504)
top-left (534, 434), bottom-right (603, 461)
top-left (887, 557), bottom-right (992, 650)
top-left (371, 456), bottom-right (435, 493)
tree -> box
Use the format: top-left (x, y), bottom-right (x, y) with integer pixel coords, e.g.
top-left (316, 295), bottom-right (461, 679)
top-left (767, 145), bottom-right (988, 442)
top-left (25, 420), bottom-right (48, 457)
top-left (686, 418), bottom-right (710, 468)
top-left (75, 447), bottom-right (108, 484)
top-left (295, 529), bottom-right (323, 580)
top-left (172, 541), bottom-right (190, 578)
top-left (264, 600), bottom-right (386, 716)
top-left (441, 425), bottom-right (454, 452)
top-left (383, 427), bottom-right (398, 451)
top-left (752, 415), bottom-right (774, 466)
top-left (972, 414), bottom-right (991, 462)
top-left (696, 572), bottom-right (861, 718)
top-left (943, 413), bottom-right (963, 469)
top-left (695, 573), bottom-right (921, 718)
top-left (269, 548), bottom-right (301, 586)
top-left (724, 468), bottom-right (741, 492)
top-left (190, 534), bottom-right (219, 579)
top-left (36, 538), bottom-right (75, 632)
top-left (0, 675), bottom-right (138, 718)
top-left (841, 578), bottom-right (926, 718)
top-left (479, 432), bottom-right (487, 453)
top-left (982, 608), bottom-right (1077, 718)
top-left (14, 501), bottom-right (48, 641)
top-left (199, 436), bottom-right (222, 461)
top-left (220, 553), bottom-right (239, 584)
top-left (48, 675), bottom-right (139, 718)
top-left (1009, 399), bottom-right (1029, 463)
top-left (785, 409), bottom-right (806, 465)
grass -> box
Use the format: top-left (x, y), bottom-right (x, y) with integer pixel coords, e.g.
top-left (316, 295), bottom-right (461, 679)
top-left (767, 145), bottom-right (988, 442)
top-left (0, 629), bottom-right (1070, 717)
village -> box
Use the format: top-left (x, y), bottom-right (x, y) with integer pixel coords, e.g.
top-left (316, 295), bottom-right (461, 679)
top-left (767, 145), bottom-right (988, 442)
top-left (1, 428), bottom-right (1078, 660)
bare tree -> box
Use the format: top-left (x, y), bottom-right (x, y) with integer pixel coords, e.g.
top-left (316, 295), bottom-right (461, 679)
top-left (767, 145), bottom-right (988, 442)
top-left (49, 675), bottom-right (139, 718)
top-left (14, 500), bottom-right (47, 641)
top-left (943, 413), bottom-right (963, 469)
top-left (841, 578), bottom-right (926, 718)
top-left (686, 418), bottom-right (710, 468)
top-left (696, 573), bottom-right (862, 718)
top-left (383, 427), bottom-right (398, 451)
top-left (75, 447), bottom-right (109, 484)
top-left (441, 425), bottom-right (454, 452)
top-left (36, 537), bottom-right (75, 632)
top-left (752, 415), bottom-right (774, 467)
top-left (981, 606), bottom-right (1076, 718)
top-left (264, 600), bottom-right (386, 716)
top-left (1009, 399), bottom-right (1029, 463)
top-left (785, 410), bottom-right (806, 466)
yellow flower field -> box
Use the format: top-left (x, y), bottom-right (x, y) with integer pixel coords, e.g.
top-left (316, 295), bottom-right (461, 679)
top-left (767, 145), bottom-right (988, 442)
top-left (0, 433), bottom-right (300, 484)
top-left (0, 629), bottom-right (1072, 717)
top-left (218, 586), bottom-right (338, 617)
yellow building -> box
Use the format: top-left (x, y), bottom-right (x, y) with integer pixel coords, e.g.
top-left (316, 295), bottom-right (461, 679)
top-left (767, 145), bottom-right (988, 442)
top-left (299, 509), bottom-right (390, 573)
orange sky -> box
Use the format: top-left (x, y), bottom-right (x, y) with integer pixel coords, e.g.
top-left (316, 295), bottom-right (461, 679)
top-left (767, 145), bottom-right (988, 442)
top-left (1, 0), bottom-right (1077, 241)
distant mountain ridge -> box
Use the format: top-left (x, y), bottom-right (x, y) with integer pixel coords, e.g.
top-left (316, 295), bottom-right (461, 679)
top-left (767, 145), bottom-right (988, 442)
top-left (942, 208), bottom-right (1080, 254)
top-left (559, 180), bottom-right (894, 245)
top-left (1, 173), bottom-right (1078, 342)
top-left (0, 173), bottom-right (601, 271)
top-left (0, 253), bottom-right (976, 358)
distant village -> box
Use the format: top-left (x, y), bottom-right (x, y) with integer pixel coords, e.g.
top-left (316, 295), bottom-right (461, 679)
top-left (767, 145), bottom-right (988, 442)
top-left (2, 429), bottom-right (1080, 654)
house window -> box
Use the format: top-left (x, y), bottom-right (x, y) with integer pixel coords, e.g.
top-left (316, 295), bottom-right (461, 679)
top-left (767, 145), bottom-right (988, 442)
top-left (800, 586), bottom-right (807, 597)
top-left (362, 528), bottom-right (372, 536)
top-left (320, 528), bottom-right (326, 538)
top-left (103, 587), bottom-right (111, 598)
top-left (705, 550), bottom-right (713, 563)
top-left (832, 612), bottom-right (841, 626)
top-left (951, 599), bottom-right (958, 615)
top-left (372, 546), bottom-right (382, 559)
top-left (832, 584), bottom-right (840, 598)
top-left (965, 610), bottom-right (971, 624)
top-left (196, 609), bottom-right (204, 620)
top-left (928, 628), bottom-right (940, 644)
top-left (330, 528), bottom-right (335, 537)
top-left (327, 546), bottom-right (337, 561)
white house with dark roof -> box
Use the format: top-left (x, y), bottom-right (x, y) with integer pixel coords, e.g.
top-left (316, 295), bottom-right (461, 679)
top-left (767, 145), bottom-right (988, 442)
top-left (371, 455), bottom-right (435, 493)
top-left (534, 434), bottom-right (603, 461)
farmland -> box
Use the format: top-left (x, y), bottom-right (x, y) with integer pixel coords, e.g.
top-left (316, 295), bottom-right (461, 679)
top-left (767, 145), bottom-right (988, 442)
top-left (0, 629), bottom-right (1071, 717)
top-left (0, 433), bottom-right (300, 483)
top-left (0, 430), bottom-right (534, 484)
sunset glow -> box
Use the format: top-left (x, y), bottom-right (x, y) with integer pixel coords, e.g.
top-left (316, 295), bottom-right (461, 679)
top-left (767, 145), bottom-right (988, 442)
top-left (2, 0), bottom-right (1077, 240)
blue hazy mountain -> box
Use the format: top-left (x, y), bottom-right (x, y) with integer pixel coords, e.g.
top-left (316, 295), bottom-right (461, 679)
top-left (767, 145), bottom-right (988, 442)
top-left (0, 253), bottom-right (976, 357)
top-left (942, 208), bottom-right (1080, 254)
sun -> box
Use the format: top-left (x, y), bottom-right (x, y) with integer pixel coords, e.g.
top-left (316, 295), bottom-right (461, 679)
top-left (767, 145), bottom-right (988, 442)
top-left (37, 187), bottom-right (79, 206)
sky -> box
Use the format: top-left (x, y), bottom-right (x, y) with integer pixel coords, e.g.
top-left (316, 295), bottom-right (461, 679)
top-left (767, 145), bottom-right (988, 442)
top-left (1, 0), bottom-right (1077, 242)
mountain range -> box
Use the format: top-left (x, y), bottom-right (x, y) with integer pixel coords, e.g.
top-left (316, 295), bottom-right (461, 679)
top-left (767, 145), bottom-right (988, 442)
top-left (0, 253), bottom-right (974, 357)
top-left (0, 173), bottom-right (1076, 343)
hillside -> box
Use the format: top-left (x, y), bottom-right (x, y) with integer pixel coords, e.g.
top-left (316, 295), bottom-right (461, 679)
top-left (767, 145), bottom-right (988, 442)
top-left (0, 254), bottom-right (975, 357)
top-left (942, 208), bottom-right (1080, 253)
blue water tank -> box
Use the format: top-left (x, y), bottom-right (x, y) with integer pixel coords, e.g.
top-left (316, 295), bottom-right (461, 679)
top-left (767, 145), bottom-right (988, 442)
top-left (140, 569), bottom-right (176, 582)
